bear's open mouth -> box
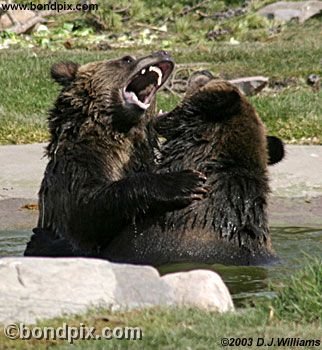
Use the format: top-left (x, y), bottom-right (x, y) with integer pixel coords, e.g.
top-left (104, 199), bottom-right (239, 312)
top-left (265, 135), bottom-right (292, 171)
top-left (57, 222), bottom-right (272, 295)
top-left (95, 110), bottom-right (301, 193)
top-left (123, 61), bottom-right (173, 110)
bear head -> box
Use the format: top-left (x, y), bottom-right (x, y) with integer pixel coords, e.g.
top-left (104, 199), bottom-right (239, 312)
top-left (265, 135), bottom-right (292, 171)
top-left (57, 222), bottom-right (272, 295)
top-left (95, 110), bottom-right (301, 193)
top-left (48, 51), bottom-right (174, 151)
top-left (186, 71), bottom-right (285, 165)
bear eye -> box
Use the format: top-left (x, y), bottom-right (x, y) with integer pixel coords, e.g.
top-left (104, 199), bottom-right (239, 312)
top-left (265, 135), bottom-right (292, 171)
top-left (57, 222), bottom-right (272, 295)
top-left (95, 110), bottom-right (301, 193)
top-left (122, 56), bottom-right (135, 64)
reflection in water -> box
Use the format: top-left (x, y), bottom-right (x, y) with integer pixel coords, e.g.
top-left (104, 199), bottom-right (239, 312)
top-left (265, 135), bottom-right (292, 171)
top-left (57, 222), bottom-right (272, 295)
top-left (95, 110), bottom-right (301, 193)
top-left (0, 227), bottom-right (321, 304)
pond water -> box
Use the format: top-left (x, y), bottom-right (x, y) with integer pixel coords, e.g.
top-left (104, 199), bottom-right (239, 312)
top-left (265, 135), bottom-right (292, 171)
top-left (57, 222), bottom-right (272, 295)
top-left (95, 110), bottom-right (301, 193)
top-left (159, 227), bottom-right (322, 305)
top-left (1, 227), bottom-right (321, 305)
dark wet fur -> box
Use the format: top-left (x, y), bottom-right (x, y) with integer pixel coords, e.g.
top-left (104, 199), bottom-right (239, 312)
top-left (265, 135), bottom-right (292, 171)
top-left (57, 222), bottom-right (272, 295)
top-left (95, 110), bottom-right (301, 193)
top-left (25, 67), bottom-right (283, 266)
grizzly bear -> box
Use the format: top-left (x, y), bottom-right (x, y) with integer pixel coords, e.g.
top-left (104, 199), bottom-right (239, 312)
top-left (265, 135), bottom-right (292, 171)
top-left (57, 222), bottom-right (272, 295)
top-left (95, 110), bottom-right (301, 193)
top-left (26, 64), bottom-right (284, 267)
top-left (24, 52), bottom-right (208, 257)
top-left (101, 73), bottom-right (283, 265)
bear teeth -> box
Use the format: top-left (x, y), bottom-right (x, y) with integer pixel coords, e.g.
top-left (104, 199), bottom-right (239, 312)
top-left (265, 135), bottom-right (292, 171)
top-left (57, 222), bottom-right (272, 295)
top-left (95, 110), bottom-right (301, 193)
top-left (141, 68), bottom-right (146, 75)
top-left (124, 90), bottom-right (150, 110)
top-left (148, 66), bottom-right (163, 86)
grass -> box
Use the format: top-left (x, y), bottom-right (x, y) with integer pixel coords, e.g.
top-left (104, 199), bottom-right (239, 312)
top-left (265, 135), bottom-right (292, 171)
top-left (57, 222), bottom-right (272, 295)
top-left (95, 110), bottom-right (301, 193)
top-left (270, 259), bottom-right (322, 323)
top-left (0, 7), bottom-right (321, 144)
top-left (0, 259), bottom-right (321, 349)
top-left (251, 87), bottom-right (322, 143)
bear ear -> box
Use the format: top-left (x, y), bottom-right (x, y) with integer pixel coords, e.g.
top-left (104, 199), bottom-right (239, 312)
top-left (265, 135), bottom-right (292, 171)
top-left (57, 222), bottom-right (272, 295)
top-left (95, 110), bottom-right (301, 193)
top-left (51, 61), bottom-right (80, 86)
top-left (267, 136), bottom-right (285, 165)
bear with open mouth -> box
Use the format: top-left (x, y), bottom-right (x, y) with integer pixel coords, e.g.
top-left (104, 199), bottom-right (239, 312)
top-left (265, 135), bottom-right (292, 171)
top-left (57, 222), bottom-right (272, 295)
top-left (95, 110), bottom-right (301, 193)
top-left (24, 51), bottom-right (207, 257)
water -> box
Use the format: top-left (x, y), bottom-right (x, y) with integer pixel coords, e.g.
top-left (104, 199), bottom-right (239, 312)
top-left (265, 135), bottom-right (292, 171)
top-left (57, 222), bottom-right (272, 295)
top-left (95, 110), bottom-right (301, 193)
top-left (0, 227), bottom-right (321, 305)
top-left (159, 227), bottom-right (322, 305)
top-left (0, 229), bottom-right (31, 257)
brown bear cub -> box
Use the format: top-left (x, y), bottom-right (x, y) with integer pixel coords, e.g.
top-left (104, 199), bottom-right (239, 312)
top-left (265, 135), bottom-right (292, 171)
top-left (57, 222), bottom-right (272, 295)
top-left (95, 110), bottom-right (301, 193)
top-left (24, 52), bottom-right (207, 257)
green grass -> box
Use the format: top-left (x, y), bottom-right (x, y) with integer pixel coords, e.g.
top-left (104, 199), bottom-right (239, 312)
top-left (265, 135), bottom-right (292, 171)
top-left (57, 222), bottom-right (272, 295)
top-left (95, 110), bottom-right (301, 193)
top-left (0, 308), bottom-right (321, 350)
top-left (0, 5), bottom-right (321, 144)
top-left (270, 259), bottom-right (322, 323)
top-left (0, 49), bottom-right (125, 144)
top-left (0, 259), bottom-right (321, 349)
top-left (251, 88), bottom-right (322, 143)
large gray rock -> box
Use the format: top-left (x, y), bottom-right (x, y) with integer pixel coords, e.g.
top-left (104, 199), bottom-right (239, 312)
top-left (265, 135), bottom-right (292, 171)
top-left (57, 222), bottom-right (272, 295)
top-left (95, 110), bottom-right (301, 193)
top-left (0, 257), bottom-right (234, 324)
top-left (258, 1), bottom-right (322, 23)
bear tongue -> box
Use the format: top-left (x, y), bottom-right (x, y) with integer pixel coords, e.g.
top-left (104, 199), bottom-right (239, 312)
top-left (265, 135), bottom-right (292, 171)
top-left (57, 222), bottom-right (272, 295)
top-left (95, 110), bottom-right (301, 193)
top-left (123, 90), bottom-right (150, 110)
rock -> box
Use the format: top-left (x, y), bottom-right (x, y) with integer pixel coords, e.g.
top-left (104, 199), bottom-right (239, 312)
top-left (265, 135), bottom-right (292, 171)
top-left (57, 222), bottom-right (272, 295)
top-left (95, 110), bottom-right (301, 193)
top-left (258, 1), bottom-right (322, 23)
top-left (229, 76), bottom-right (269, 95)
top-left (162, 270), bottom-right (234, 312)
top-left (0, 4), bottom-right (33, 27)
top-left (0, 257), bottom-right (234, 324)
top-left (0, 3), bottom-right (38, 31)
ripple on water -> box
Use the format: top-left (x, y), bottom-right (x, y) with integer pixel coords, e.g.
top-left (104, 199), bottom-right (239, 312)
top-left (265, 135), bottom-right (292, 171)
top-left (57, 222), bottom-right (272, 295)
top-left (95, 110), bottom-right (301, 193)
top-left (0, 229), bottom-right (32, 257)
